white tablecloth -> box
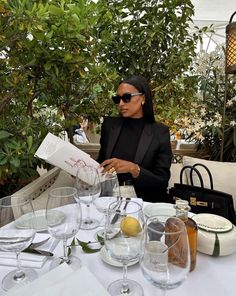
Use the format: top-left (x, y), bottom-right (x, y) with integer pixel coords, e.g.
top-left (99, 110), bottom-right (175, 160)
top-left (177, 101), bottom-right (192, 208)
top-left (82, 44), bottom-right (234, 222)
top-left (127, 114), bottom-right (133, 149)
top-left (0, 202), bottom-right (235, 296)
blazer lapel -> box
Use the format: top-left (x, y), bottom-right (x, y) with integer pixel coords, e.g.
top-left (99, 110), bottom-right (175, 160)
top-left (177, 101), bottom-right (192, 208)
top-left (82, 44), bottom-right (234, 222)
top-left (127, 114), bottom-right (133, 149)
top-left (134, 122), bottom-right (153, 164)
top-left (105, 119), bottom-right (123, 159)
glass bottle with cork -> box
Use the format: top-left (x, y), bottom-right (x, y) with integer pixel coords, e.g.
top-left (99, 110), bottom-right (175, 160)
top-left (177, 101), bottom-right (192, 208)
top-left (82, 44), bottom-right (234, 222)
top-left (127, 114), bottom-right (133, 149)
top-left (175, 199), bottom-right (198, 272)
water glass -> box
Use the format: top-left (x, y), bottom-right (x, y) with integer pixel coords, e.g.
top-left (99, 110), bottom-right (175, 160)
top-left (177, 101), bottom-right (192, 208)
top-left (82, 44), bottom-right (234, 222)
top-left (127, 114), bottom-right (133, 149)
top-left (140, 215), bottom-right (190, 295)
top-left (0, 195), bottom-right (37, 291)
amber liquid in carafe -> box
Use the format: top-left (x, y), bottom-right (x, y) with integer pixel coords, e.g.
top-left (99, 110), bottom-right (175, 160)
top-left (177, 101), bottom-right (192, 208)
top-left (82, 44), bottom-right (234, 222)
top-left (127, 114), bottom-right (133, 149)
top-left (175, 199), bottom-right (198, 272)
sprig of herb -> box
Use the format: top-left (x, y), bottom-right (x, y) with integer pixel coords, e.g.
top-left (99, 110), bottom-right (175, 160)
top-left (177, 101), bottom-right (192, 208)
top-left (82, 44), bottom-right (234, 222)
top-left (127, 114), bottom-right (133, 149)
top-left (67, 236), bottom-right (104, 255)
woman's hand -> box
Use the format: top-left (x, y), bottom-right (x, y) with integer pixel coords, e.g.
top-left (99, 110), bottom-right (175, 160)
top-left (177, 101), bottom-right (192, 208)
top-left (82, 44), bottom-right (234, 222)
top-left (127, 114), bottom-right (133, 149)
top-left (100, 158), bottom-right (140, 178)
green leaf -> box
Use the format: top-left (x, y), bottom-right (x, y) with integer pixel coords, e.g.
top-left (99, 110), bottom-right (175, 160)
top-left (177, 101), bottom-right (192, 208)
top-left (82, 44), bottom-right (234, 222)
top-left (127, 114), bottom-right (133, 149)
top-left (76, 239), bottom-right (90, 247)
top-left (27, 136), bottom-right (33, 152)
top-left (0, 131), bottom-right (12, 140)
top-left (0, 157), bottom-right (8, 165)
top-left (70, 237), bottom-right (79, 246)
top-left (72, 239), bottom-right (102, 253)
top-left (67, 247), bottom-right (72, 256)
top-left (49, 4), bottom-right (63, 16)
top-left (81, 245), bottom-right (101, 254)
top-left (96, 235), bottom-right (104, 245)
top-left (10, 157), bottom-right (21, 168)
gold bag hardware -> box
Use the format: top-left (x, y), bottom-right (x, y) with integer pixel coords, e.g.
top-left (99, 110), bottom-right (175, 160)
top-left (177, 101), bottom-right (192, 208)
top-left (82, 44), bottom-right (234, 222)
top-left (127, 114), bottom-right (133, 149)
top-left (190, 197), bottom-right (208, 207)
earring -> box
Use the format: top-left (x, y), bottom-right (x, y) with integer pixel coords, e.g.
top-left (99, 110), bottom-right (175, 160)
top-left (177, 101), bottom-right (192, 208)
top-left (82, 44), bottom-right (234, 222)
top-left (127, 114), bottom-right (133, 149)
top-left (142, 101), bottom-right (145, 105)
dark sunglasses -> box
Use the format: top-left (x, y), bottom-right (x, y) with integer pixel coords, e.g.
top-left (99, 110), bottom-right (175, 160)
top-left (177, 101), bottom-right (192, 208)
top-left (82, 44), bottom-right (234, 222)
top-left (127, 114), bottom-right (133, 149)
top-left (112, 93), bottom-right (143, 104)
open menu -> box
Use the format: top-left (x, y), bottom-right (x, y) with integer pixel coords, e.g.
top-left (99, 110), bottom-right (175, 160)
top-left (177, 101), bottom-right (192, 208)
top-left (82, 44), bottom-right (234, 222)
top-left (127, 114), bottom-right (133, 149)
top-left (35, 133), bottom-right (100, 178)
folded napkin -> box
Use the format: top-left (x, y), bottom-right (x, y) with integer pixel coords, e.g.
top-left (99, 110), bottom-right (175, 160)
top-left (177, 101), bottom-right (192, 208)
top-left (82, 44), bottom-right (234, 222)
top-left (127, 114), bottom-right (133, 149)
top-left (0, 233), bottom-right (58, 269)
top-left (6, 263), bottom-right (110, 296)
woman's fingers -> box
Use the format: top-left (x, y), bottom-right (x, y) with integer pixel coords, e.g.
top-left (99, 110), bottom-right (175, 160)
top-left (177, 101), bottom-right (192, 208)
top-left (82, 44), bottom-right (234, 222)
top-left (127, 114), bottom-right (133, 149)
top-left (100, 158), bottom-right (134, 174)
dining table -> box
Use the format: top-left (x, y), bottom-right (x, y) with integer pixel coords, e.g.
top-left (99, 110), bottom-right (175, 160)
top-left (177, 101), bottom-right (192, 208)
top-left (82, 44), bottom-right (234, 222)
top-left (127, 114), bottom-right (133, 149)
top-left (0, 201), bottom-right (235, 296)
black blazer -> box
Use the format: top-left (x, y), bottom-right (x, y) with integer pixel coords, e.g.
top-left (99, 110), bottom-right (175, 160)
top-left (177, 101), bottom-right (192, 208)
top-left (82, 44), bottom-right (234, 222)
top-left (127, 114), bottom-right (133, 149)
top-left (97, 117), bottom-right (172, 202)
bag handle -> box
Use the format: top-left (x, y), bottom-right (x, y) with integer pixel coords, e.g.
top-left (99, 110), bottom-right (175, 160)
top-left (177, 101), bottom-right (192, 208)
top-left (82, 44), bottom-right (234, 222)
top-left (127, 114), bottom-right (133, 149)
top-left (180, 165), bottom-right (204, 188)
top-left (191, 163), bottom-right (214, 190)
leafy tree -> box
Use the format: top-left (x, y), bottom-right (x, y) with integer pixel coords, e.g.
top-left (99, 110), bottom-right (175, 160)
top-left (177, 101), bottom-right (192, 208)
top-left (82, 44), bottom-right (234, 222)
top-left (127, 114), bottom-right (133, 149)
top-left (95, 0), bottom-right (199, 123)
top-left (0, 0), bottom-right (117, 193)
top-left (0, 0), bottom-right (199, 194)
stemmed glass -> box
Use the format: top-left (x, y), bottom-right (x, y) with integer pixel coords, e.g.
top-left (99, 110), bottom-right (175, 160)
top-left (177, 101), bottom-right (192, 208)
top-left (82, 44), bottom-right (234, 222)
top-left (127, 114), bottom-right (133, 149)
top-left (75, 165), bottom-right (101, 230)
top-left (105, 200), bottom-right (145, 296)
top-left (46, 186), bottom-right (82, 270)
top-left (93, 172), bottom-right (121, 239)
top-left (140, 215), bottom-right (190, 295)
top-left (0, 195), bottom-right (37, 291)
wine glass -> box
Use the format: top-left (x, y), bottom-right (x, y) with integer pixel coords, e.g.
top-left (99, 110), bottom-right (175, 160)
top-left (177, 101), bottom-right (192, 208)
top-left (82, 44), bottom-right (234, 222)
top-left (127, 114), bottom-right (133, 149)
top-left (74, 165), bottom-right (101, 230)
top-left (105, 200), bottom-right (145, 296)
top-left (139, 215), bottom-right (190, 295)
top-left (0, 195), bottom-right (37, 291)
top-left (46, 186), bottom-right (82, 270)
top-left (93, 172), bottom-right (121, 239)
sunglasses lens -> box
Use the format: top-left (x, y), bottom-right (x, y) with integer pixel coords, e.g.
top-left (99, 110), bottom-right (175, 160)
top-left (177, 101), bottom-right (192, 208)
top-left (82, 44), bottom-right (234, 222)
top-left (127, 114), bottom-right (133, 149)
top-left (122, 93), bottom-right (132, 103)
top-left (112, 93), bottom-right (132, 104)
top-left (112, 96), bottom-right (120, 104)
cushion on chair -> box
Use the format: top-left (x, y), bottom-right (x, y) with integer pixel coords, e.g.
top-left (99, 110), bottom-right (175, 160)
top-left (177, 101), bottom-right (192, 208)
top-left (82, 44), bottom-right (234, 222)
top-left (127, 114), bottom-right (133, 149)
top-left (168, 163), bottom-right (187, 189)
top-left (32, 170), bottom-right (75, 211)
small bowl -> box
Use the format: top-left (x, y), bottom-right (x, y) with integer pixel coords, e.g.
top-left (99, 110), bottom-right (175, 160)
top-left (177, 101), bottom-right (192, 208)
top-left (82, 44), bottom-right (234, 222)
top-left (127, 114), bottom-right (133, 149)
top-left (143, 203), bottom-right (175, 218)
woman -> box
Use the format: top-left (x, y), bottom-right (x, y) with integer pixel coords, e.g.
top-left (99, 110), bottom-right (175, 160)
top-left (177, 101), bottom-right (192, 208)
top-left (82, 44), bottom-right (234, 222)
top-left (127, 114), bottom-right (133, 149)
top-left (97, 76), bottom-right (172, 202)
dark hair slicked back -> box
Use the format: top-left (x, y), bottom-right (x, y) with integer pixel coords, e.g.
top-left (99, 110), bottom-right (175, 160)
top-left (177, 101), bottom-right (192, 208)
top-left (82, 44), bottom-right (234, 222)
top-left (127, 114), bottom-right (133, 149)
top-left (120, 76), bottom-right (155, 123)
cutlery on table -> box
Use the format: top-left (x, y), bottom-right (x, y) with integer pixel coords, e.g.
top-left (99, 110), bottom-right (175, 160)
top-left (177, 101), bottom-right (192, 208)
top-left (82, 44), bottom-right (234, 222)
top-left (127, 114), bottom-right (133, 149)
top-left (111, 198), bottom-right (131, 224)
top-left (22, 248), bottom-right (53, 256)
top-left (29, 237), bottom-right (50, 249)
top-left (22, 237), bottom-right (52, 256)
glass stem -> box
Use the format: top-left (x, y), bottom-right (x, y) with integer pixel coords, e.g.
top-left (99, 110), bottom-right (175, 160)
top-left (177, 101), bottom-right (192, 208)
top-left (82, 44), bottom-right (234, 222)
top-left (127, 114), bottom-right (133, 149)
top-left (14, 252), bottom-right (25, 281)
top-left (62, 239), bottom-right (69, 263)
top-left (121, 263), bottom-right (129, 294)
top-left (86, 204), bottom-right (91, 222)
top-left (104, 212), bottom-right (109, 231)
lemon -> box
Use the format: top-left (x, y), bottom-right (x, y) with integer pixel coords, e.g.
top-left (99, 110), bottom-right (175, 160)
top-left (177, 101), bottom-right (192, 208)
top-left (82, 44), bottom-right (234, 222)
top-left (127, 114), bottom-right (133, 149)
top-left (120, 216), bottom-right (142, 236)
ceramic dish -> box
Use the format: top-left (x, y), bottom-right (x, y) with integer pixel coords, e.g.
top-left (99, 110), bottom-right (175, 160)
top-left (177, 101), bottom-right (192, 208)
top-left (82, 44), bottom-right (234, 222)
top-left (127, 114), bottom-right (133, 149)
top-left (15, 209), bottom-right (65, 231)
top-left (192, 213), bottom-right (236, 256)
top-left (100, 246), bottom-right (139, 267)
top-left (143, 203), bottom-right (175, 218)
top-left (192, 213), bottom-right (233, 233)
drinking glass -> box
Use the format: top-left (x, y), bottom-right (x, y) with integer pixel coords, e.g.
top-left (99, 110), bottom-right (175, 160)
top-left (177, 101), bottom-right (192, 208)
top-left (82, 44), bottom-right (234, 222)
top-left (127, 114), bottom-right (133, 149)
top-left (93, 173), bottom-right (121, 239)
top-left (140, 215), bottom-right (190, 295)
top-left (46, 187), bottom-right (82, 270)
top-left (0, 195), bottom-right (37, 291)
top-left (105, 200), bottom-right (145, 296)
top-left (75, 166), bottom-right (101, 230)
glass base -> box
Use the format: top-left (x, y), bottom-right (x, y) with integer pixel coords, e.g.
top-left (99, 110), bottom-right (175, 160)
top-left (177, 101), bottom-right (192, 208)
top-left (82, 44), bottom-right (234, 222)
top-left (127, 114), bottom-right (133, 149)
top-left (81, 218), bottom-right (99, 230)
top-left (49, 255), bottom-right (82, 271)
top-left (108, 279), bottom-right (144, 296)
top-left (95, 228), bottom-right (119, 241)
top-left (2, 268), bottom-right (38, 291)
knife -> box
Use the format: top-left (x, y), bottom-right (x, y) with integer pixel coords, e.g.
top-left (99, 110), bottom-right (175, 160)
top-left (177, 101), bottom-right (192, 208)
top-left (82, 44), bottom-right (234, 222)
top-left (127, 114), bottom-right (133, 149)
top-left (29, 237), bottom-right (50, 249)
top-left (111, 198), bottom-right (131, 224)
top-left (22, 248), bottom-right (54, 256)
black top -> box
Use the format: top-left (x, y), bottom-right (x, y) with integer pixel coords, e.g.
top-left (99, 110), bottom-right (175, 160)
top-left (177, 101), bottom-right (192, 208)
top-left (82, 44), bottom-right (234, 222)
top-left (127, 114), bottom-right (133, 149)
top-left (111, 118), bottom-right (145, 185)
top-left (97, 116), bottom-right (172, 202)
